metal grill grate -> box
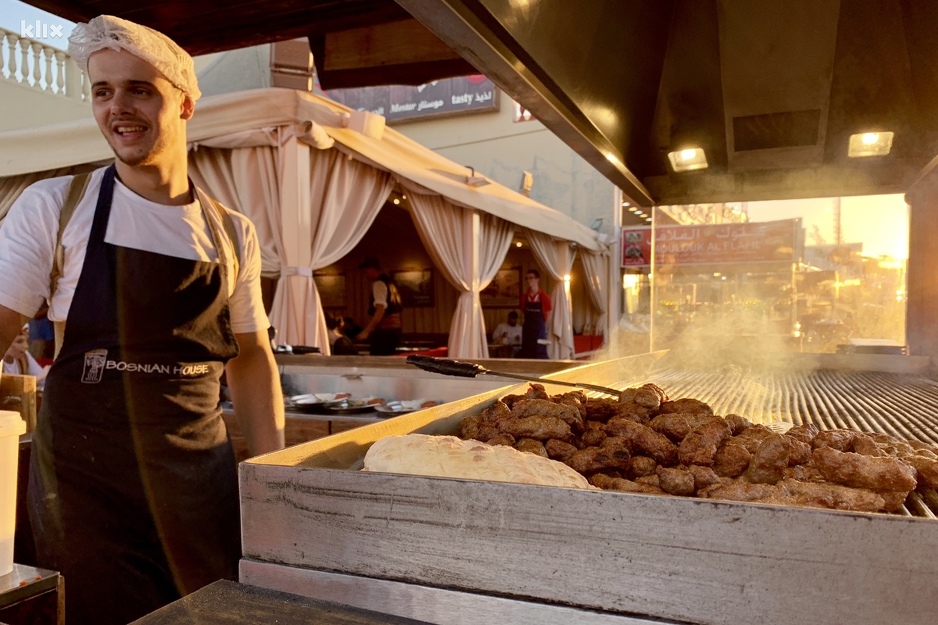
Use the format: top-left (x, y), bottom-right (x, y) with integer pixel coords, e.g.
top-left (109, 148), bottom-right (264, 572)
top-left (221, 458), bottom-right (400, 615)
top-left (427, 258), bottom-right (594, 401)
top-left (639, 367), bottom-right (938, 519)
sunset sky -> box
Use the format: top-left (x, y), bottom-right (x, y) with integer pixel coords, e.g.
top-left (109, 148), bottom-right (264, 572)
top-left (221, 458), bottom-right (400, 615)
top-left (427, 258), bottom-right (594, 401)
top-left (742, 194), bottom-right (909, 260)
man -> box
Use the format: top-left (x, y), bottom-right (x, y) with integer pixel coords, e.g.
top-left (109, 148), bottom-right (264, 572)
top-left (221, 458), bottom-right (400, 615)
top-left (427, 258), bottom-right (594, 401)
top-left (0, 15), bottom-right (284, 625)
top-left (491, 310), bottom-right (522, 357)
top-left (356, 257), bottom-right (403, 355)
top-left (520, 268), bottom-right (552, 359)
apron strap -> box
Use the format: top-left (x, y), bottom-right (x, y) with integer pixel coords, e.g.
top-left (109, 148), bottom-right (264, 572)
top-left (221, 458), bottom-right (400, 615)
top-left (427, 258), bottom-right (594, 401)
top-left (51, 172), bottom-right (92, 361)
top-left (195, 187), bottom-right (240, 292)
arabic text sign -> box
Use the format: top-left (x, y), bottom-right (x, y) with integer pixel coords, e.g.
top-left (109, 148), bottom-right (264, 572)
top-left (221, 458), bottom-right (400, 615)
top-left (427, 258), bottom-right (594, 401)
top-left (621, 220), bottom-right (799, 267)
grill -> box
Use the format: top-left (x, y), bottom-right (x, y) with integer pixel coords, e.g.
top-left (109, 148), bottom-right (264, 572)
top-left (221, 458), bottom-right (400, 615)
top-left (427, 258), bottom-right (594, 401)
top-left (637, 366), bottom-right (938, 520)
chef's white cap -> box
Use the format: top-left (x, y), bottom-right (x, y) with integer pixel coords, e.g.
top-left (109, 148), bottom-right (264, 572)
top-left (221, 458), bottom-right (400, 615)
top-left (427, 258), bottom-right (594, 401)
top-left (68, 15), bottom-right (201, 101)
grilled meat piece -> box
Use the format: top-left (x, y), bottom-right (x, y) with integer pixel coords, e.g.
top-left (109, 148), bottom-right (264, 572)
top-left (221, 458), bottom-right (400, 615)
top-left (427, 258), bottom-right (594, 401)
top-left (565, 445), bottom-right (631, 474)
top-left (648, 412), bottom-right (717, 442)
top-left (782, 465), bottom-right (825, 482)
top-left (545, 438), bottom-right (579, 462)
top-left (678, 418), bottom-right (733, 466)
top-left (480, 400), bottom-right (511, 422)
top-left (590, 473), bottom-right (665, 495)
top-left (786, 437), bottom-right (813, 466)
top-left (499, 394), bottom-right (525, 409)
top-left (604, 417), bottom-right (677, 465)
top-left (580, 427), bottom-right (607, 448)
top-left (511, 398), bottom-right (585, 433)
top-left (515, 438), bottom-right (549, 458)
top-left (556, 392), bottom-right (588, 419)
top-left (459, 415), bottom-right (482, 440)
top-left (712, 443), bottom-right (752, 478)
top-left (786, 423), bottom-right (820, 446)
top-left (779, 479), bottom-right (887, 513)
top-left (699, 481), bottom-right (781, 503)
top-left (500, 416), bottom-right (573, 442)
top-left (626, 456), bottom-right (658, 479)
top-left (656, 466), bottom-right (696, 496)
top-left (584, 398), bottom-right (619, 423)
top-left (475, 423), bottom-right (502, 443)
top-left (813, 447), bottom-right (917, 492)
top-left (904, 454), bottom-right (938, 489)
top-left (525, 383), bottom-right (550, 400)
top-left (659, 398), bottom-right (713, 415)
top-left (723, 414), bottom-right (752, 436)
top-left (733, 425), bottom-right (774, 454)
top-left (688, 465), bottom-right (724, 491)
top-left (744, 434), bottom-right (791, 485)
top-left (635, 474), bottom-right (660, 488)
top-left (812, 429), bottom-right (859, 451)
top-left (487, 433), bottom-right (516, 447)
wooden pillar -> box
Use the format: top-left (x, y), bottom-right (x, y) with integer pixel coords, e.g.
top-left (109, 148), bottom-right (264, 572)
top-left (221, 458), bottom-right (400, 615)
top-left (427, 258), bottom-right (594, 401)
top-left (904, 173), bottom-right (938, 366)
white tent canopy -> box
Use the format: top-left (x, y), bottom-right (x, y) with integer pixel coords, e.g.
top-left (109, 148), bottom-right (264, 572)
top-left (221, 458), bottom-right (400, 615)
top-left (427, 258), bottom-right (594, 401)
top-left (0, 88), bottom-right (609, 357)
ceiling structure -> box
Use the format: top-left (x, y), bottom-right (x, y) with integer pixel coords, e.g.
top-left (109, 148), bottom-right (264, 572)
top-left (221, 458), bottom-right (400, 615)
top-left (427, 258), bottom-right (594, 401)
top-left (24, 0), bottom-right (938, 208)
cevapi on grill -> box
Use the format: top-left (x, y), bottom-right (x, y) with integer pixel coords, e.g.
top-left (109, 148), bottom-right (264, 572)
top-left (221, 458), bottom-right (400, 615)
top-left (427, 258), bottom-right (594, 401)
top-left (455, 382), bottom-right (938, 514)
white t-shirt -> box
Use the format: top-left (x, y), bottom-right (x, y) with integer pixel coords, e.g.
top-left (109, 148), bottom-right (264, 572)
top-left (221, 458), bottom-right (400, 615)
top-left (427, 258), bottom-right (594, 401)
top-left (371, 280), bottom-right (389, 308)
top-left (492, 322), bottom-right (522, 345)
top-left (0, 167), bottom-right (268, 334)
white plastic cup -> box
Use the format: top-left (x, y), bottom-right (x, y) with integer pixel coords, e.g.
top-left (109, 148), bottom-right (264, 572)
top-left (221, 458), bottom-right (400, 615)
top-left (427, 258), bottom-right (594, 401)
top-left (0, 410), bottom-right (26, 577)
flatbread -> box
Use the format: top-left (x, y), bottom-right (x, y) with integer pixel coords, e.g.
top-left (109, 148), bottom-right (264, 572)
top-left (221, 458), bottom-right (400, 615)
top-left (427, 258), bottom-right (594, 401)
top-left (363, 434), bottom-right (594, 489)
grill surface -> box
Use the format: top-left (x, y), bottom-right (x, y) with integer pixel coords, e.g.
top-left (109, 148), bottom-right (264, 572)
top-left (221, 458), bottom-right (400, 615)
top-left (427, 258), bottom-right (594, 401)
top-left (636, 367), bottom-right (938, 520)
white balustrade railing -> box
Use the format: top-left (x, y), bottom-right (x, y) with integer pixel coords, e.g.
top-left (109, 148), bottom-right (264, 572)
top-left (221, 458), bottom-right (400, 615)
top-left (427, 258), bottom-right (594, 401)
top-left (1, 26), bottom-right (87, 101)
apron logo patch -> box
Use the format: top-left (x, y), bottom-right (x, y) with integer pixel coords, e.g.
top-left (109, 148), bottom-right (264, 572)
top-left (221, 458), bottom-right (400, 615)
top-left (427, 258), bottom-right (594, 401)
top-left (81, 349), bottom-right (108, 384)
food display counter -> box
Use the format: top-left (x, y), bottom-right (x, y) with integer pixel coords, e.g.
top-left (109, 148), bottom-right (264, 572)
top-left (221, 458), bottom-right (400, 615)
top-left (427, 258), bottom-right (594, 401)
top-left (237, 351), bottom-right (938, 625)
top-left (223, 356), bottom-right (579, 458)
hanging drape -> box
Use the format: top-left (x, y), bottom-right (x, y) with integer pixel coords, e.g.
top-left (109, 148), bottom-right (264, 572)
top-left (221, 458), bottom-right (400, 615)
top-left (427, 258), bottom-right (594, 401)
top-left (295, 148), bottom-right (393, 351)
top-left (579, 249), bottom-right (609, 335)
top-left (188, 145), bottom-right (283, 276)
top-left (189, 139), bottom-right (392, 352)
top-left (525, 229), bottom-right (576, 359)
top-left (408, 193), bottom-right (513, 358)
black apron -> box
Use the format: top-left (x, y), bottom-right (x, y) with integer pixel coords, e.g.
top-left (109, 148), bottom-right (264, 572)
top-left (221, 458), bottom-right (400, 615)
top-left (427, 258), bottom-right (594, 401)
top-left (28, 166), bottom-right (242, 625)
top-left (520, 293), bottom-right (549, 359)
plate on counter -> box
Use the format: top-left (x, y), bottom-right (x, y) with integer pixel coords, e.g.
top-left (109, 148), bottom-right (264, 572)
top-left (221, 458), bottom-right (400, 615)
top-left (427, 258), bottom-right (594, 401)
top-left (321, 396), bottom-right (387, 415)
top-left (287, 392), bottom-right (352, 414)
top-left (374, 399), bottom-right (441, 416)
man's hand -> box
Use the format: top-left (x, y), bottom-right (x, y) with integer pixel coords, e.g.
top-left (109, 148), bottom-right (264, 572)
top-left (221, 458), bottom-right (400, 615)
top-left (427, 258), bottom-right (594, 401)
top-left (358, 303), bottom-right (386, 342)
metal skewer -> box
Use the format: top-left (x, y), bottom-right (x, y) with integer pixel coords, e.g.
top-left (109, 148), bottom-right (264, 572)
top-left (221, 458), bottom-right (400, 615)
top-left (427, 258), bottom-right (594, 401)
top-left (405, 355), bottom-right (622, 398)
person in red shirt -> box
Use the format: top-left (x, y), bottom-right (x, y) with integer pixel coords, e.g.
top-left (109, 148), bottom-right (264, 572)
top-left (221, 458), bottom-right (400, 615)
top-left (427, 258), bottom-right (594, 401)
top-left (520, 269), bottom-right (551, 358)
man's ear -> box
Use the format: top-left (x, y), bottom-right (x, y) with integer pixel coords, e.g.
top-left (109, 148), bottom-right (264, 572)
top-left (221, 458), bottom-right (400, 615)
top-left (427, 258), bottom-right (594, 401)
top-left (180, 95), bottom-right (195, 121)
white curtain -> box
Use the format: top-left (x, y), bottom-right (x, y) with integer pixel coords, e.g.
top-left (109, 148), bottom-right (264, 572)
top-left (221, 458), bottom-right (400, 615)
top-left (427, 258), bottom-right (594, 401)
top-left (290, 148), bottom-right (393, 351)
top-left (188, 146), bottom-right (282, 276)
top-left (525, 229), bottom-right (576, 359)
top-left (190, 140), bottom-right (392, 352)
top-left (408, 193), bottom-right (513, 358)
top-left (579, 249), bottom-right (609, 335)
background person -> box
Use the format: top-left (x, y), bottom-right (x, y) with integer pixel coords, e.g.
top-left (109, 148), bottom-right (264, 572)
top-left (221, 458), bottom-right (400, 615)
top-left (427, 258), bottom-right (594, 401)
top-left (0, 15), bottom-right (284, 625)
top-left (2, 324), bottom-right (48, 389)
top-left (356, 257), bottom-right (404, 355)
top-left (520, 269), bottom-right (551, 359)
top-left (327, 314), bottom-right (358, 355)
top-left (491, 310), bottom-right (522, 357)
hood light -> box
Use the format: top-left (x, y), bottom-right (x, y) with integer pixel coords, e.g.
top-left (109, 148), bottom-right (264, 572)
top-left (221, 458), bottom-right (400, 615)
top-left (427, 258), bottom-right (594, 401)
top-left (848, 131), bottom-right (894, 157)
top-left (668, 147), bottom-right (708, 172)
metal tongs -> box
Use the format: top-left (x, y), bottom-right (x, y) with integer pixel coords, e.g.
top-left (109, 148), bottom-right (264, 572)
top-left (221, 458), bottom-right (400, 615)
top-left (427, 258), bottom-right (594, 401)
top-left (405, 355), bottom-right (622, 398)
